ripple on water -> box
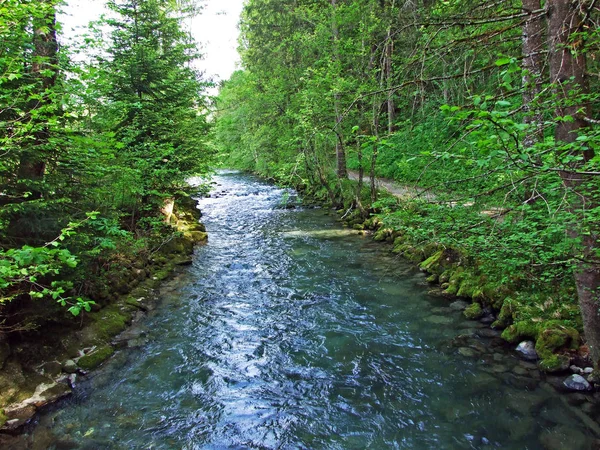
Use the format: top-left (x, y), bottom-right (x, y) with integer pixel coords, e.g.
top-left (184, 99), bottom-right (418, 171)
top-left (17, 172), bottom-right (599, 449)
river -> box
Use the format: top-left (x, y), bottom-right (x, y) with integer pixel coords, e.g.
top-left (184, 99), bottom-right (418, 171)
top-left (13, 171), bottom-right (597, 449)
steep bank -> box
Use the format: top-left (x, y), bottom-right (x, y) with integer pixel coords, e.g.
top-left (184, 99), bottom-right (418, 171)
top-left (0, 195), bottom-right (207, 433)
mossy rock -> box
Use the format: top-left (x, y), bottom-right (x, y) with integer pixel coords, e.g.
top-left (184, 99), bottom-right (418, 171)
top-left (463, 303), bottom-right (483, 320)
top-left (184, 231), bottom-right (208, 243)
top-left (501, 321), bottom-right (540, 343)
top-left (78, 346), bottom-right (115, 370)
top-left (152, 268), bottom-right (172, 282)
top-left (0, 409), bottom-right (6, 428)
top-left (439, 270), bottom-right (452, 284)
top-left (419, 250), bottom-right (443, 273)
top-left (456, 274), bottom-right (480, 299)
top-left (89, 305), bottom-right (129, 341)
top-left (373, 229), bottom-right (391, 242)
top-left (535, 325), bottom-right (580, 360)
top-left (538, 355), bottom-right (571, 373)
top-left (426, 274), bottom-right (438, 284)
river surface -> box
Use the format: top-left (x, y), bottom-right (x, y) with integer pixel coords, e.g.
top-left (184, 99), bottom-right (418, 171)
top-left (14, 172), bottom-right (598, 449)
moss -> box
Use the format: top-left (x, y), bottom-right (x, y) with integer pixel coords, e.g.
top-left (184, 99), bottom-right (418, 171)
top-left (501, 321), bottom-right (540, 343)
top-left (419, 250), bottom-right (443, 273)
top-left (457, 276), bottom-right (478, 298)
top-left (463, 303), bottom-right (483, 320)
top-left (77, 345), bottom-right (115, 370)
top-left (492, 301), bottom-right (514, 329)
top-left (0, 409), bottom-right (6, 428)
top-left (439, 270), bottom-right (452, 284)
top-left (535, 325), bottom-right (580, 359)
top-left (152, 268), bottom-right (171, 281)
top-left (184, 231), bottom-right (208, 243)
top-left (426, 274), bottom-right (438, 283)
top-left (89, 305), bottom-right (129, 341)
top-left (373, 229), bottom-right (391, 242)
top-left (538, 355), bottom-right (570, 373)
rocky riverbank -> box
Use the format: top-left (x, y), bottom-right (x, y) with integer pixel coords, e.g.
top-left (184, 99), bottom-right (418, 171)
top-left (0, 195), bottom-right (207, 436)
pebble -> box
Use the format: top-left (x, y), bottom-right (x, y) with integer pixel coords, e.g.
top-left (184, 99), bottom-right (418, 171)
top-left (570, 365), bottom-right (583, 375)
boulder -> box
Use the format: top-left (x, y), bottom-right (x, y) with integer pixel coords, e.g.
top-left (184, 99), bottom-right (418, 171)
top-left (62, 360), bottom-right (78, 374)
top-left (563, 374), bottom-right (592, 392)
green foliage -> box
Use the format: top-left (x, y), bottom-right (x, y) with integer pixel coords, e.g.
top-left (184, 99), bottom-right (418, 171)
top-left (0, 0), bottom-right (213, 327)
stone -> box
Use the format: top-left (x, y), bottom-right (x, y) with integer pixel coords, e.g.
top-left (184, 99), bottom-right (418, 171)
top-left (563, 374), bottom-right (592, 392)
top-left (512, 366), bottom-right (529, 376)
top-left (458, 347), bottom-right (478, 358)
top-left (516, 341), bottom-right (538, 360)
top-left (424, 315), bottom-right (455, 325)
top-left (480, 314), bottom-right (495, 325)
top-left (3, 404), bottom-right (36, 430)
top-left (519, 360), bottom-right (538, 370)
top-left (475, 328), bottom-right (501, 338)
top-left (539, 425), bottom-right (591, 450)
top-left (40, 361), bottom-right (62, 377)
top-left (23, 382), bottom-right (71, 408)
top-left (539, 355), bottom-right (571, 373)
top-left (468, 341), bottom-right (488, 354)
top-left (583, 367), bottom-right (594, 374)
top-left (566, 393), bottom-right (591, 406)
top-left (570, 365), bottom-right (584, 375)
top-left (449, 300), bottom-right (469, 311)
top-left (62, 360), bottom-right (77, 374)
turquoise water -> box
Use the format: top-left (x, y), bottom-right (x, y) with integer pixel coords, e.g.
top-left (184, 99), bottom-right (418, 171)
top-left (14, 172), bottom-right (597, 449)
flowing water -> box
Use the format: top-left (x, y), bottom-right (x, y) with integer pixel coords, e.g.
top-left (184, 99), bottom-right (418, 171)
top-left (13, 171), bottom-right (599, 449)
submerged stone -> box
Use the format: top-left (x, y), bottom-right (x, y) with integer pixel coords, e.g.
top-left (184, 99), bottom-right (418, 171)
top-left (539, 425), bottom-right (591, 450)
top-left (424, 315), bottom-right (455, 325)
top-left (449, 300), bottom-right (469, 311)
top-left (458, 347), bottom-right (478, 358)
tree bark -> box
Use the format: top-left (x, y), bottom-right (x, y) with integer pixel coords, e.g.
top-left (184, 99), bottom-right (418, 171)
top-left (331, 0), bottom-right (347, 179)
top-left (548, 0), bottom-right (600, 367)
top-left (521, 0), bottom-right (545, 148)
top-left (384, 29), bottom-right (396, 134)
top-left (17, 1), bottom-right (59, 196)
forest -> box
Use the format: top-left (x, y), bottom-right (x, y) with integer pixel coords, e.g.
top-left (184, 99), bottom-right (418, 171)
top-left (215, 0), bottom-right (600, 373)
top-left (1, 0), bottom-right (600, 442)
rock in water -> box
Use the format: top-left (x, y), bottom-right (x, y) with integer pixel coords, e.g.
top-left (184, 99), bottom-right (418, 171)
top-left (563, 374), bottom-right (592, 392)
top-left (449, 300), bottom-right (469, 311)
top-left (62, 359), bottom-right (77, 374)
top-left (516, 341), bottom-right (538, 360)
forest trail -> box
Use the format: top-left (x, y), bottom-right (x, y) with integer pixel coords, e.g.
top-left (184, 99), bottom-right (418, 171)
top-left (348, 170), bottom-right (507, 217)
top-left (347, 170), bottom-right (437, 201)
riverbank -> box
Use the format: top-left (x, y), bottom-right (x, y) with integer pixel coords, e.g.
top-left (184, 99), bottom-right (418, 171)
top-left (0, 194), bottom-right (207, 434)
top-left (281, 171), bottom-right (599, 419)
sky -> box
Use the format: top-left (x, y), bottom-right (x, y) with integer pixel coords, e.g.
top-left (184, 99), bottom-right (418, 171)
top-left (59, 0), bottom-right (245, 83)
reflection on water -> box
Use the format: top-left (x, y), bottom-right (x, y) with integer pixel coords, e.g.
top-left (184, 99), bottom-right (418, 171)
top-left (14, 172), bottom-right (598, 449)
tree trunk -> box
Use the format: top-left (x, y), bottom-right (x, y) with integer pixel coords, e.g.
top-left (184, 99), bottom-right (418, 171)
top-left (384, 29), bottom-right (396, 134)
top-left (521, 0), bottom-right (545, 148)
top-left (17, 1), bottom-right (59, 197)
top-left (548, 0), bottom-right (600, 367)
top-left (331, 0), bottom-right (347, 179)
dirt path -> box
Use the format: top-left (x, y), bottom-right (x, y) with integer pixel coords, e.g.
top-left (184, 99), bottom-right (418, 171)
top-left (347, 170), bottom-right (437, 201)
top-left (347, 170), bottom-right (505, 217)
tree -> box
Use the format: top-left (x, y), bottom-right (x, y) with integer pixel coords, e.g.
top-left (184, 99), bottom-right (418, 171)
top-left (547, 0), bottom-right (600, 368)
